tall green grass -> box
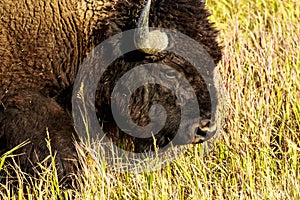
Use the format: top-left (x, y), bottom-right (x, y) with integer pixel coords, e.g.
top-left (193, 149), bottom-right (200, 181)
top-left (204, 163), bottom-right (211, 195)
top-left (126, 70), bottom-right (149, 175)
top-left (1, 0), bottom-right (299, 199)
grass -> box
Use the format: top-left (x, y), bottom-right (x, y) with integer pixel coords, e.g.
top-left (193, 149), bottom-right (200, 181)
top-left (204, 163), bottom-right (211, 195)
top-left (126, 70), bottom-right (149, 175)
top-left (1, 0), bottom-right (299, 199)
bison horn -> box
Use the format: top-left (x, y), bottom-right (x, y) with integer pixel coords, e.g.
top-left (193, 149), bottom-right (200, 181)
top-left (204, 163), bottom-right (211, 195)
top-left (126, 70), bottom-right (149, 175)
top-left (134, 0), bottom-right (168, 54)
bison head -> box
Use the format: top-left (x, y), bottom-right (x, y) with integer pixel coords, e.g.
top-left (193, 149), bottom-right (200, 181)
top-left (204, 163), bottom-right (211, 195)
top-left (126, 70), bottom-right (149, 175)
top-left (73, 0), bottom-right (222, 154)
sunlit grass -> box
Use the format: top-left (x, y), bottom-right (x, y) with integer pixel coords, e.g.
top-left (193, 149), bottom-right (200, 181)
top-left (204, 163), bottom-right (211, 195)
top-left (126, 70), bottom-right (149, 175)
top-left (1, 0), bottom-right (299, 199)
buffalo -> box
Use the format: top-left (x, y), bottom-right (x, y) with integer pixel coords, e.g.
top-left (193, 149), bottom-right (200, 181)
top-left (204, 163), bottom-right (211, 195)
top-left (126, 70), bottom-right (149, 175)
top-left (0, 0), bottom-right (222, 183)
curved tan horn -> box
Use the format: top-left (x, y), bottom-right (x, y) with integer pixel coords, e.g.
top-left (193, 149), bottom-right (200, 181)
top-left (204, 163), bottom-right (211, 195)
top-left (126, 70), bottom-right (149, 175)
top-left (134, 0), bottom-right (168, 54)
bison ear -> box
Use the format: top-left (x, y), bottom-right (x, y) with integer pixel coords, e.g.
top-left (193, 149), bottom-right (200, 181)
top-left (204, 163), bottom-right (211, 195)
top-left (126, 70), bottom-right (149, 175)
top-left (134, 0), bottom-right (168, 54)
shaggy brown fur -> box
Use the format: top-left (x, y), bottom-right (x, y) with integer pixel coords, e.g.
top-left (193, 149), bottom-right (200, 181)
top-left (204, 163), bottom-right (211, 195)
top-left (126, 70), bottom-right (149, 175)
top-left (0, 0), bottom-right (222, 184)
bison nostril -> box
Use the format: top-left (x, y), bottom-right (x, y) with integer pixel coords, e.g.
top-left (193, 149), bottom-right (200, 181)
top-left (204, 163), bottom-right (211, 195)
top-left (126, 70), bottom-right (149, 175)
top-left (193, 127), bottom-right (207, 143)
top-left (193, 119), bottom-right (217, 143)
top-left (196, 127), bottom-right (207, 137)
top-left (199, 119), bottom-right (212, 129)
top-left (199, 119), bottom-right (217, 133)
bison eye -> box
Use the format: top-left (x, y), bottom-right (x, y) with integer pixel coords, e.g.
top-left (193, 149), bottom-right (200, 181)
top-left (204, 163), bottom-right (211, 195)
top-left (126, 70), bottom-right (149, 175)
top-left (165, 70), bottom-right (178, 79)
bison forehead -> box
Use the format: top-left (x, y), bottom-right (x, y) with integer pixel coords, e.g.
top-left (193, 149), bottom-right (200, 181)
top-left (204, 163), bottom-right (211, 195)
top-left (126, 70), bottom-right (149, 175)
top-left (98, 0), bottom-right (222, 64)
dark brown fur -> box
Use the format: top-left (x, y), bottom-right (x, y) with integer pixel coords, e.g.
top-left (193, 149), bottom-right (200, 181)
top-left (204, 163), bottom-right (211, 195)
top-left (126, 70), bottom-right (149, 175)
top-left (0, 0), bottom-right (222, 184)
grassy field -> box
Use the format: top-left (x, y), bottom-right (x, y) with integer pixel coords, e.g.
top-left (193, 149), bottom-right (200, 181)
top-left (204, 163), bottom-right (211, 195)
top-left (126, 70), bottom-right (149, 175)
top-left (1, 0), bottom-right (299, 199)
